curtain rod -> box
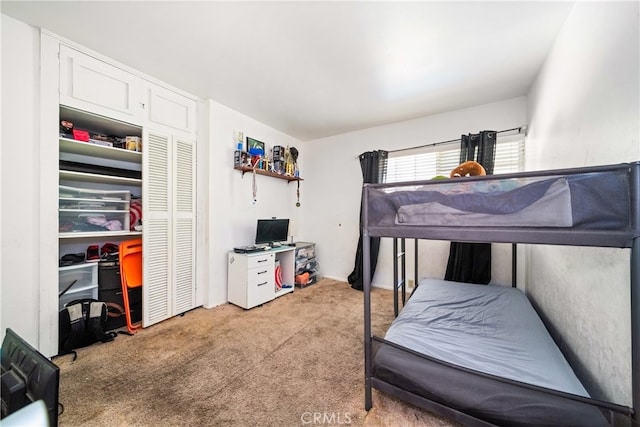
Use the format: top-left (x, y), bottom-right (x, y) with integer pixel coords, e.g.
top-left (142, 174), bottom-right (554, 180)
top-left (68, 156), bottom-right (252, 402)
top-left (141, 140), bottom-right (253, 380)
top-left (387, 126), bottom-right (526, 155)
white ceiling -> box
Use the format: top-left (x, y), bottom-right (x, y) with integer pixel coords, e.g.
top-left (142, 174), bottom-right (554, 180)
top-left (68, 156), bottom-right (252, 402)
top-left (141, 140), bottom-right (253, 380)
top-left (2, 1), bottom-right (574, 141)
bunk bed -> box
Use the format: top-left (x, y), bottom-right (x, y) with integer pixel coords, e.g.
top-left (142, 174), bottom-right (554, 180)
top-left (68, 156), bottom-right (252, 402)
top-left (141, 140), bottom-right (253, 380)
top-left (362, 162), bottom-right (640, 426)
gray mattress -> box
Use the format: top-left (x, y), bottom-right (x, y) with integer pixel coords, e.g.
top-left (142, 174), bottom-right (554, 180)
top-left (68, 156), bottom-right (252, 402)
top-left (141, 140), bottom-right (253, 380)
top-left (373, 279), bottom-right (609, 426)
top-left (365, 163), bottom-right (640, 248)
top-left (396, 177), bottom-right (573, 227)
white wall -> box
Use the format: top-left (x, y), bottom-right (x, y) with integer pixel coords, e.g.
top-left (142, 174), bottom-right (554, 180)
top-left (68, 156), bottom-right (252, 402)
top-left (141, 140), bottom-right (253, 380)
top-left (526, 1), bottom-right (639, 406)
top-left (206, 100), bottom-right (303, 307)
top-left (0, 14), bottom-right (305, 350)
top-left (0, 15), bottom-right (42, 347)
top-left (303, 97), bottom-right (526, 289)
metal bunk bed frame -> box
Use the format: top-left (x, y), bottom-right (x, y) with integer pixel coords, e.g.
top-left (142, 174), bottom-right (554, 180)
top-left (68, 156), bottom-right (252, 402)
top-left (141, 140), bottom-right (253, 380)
top-left (362, 162), bottom-right (640, 426)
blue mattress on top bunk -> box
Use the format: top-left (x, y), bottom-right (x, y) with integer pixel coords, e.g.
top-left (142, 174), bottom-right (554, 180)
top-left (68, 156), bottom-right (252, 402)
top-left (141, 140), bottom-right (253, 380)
top-left (368, 169), bottom-right (632, 231)
top-left (373, 278), bottom-right (609, 426)
top-left (395, 177), bottom-right (574, 227)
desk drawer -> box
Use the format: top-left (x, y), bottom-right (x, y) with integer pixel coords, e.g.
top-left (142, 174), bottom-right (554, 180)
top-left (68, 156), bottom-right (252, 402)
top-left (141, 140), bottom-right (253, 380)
top-left (247, 253), bottom-right (274, 269)
top-left (248, 265), bottom-right (274, 287)
top-left (247, 265), bottom-right (274, 307)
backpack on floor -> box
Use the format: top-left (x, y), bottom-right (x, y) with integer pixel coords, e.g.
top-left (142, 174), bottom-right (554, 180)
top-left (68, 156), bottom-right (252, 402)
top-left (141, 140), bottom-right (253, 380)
top-left (58, 298), bottom-right (117, 359)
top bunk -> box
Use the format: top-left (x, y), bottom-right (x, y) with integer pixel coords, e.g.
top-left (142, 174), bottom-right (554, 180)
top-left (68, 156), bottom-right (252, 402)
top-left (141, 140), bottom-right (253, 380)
top-left (363, 162), bottom-right (640, 248)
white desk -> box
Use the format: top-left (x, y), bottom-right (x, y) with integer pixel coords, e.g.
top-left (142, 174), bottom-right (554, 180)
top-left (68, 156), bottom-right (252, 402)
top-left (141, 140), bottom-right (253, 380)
top-left (227, 246), bottom-right (295, 309)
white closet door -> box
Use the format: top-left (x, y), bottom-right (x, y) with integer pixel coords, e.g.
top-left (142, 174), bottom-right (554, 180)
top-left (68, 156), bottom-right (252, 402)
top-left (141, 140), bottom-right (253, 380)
top-left (59, 45), bottom-right (142, 123)
top-left (143, 129), bottom-right (172, 326)
top-left (143, 83), bottom-right (197, 134)
top-left (172, 137), bottom-right (196, 315)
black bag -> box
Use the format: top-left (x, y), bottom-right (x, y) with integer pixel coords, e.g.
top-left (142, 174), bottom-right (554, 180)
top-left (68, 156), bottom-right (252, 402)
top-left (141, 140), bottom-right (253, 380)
top-left (58, 298), bottom-right (117, 358)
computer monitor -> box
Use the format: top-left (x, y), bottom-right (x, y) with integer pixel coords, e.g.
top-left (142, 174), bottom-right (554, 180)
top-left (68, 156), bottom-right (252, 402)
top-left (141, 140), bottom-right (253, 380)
top-left (1, 328), bottom-right (60, 426)
top-left (255, 218), bottom-right (289, 246)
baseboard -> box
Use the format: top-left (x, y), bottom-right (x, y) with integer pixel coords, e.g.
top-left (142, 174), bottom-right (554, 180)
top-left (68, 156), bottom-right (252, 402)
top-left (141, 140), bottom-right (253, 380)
top-left (321, 275), bottom-right (393, 291)
top-left (322, 274), bottom-right (347, 282)
top-left (373, 283), bottom-right (394, 290)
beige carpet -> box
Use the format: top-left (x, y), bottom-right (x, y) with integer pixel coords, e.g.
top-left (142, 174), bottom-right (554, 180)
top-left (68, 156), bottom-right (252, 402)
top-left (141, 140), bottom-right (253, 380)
top-left (53, 278), bottom-right (458, 426)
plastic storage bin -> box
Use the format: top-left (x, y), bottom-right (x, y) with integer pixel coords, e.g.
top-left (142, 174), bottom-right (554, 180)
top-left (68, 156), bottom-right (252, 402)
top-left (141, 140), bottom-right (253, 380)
top-left (59, 210), bottom-right (129, 233)
top-left (58, 263), bottom-right (98, 311)
top-left (59, 185), bottom-right (130, 202)
top-left (59, 198), bottom-right (129, 211)
top-left (295, 243), bottom-right (316, 261)
top-left (59, 184), bottom-right (130, 234)
top-left (295, 242), bottom-right (319, 288)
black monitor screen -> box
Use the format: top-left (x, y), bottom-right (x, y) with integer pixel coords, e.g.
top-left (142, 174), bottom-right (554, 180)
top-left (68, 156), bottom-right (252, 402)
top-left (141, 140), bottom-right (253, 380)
top-left (255, 219), bottom-right (289, 245)
top-left (1, 328), bottom-right (59, 426)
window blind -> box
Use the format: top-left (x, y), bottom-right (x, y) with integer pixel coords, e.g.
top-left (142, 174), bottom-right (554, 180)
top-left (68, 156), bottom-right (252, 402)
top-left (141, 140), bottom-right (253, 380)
top-left (385, 132), bottom-right (525, 183)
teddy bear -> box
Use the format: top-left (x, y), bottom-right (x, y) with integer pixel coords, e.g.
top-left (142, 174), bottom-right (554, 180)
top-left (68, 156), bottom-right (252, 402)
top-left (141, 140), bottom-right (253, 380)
top-left (450, 161), bottom-right (486, 178)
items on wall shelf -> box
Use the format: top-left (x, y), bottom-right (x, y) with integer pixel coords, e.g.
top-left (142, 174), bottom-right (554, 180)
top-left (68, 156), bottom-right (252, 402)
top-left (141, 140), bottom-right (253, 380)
top-left (233, 166), bottom-right (303, 182)
top-left (232, 135), bottom-right (303, 206)
top-left (233, 134), bottom-right (302, 181)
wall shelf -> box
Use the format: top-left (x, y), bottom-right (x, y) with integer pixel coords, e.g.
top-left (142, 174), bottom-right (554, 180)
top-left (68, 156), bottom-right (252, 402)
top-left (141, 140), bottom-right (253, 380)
top-left (234, 166), bottom-right (303, 183)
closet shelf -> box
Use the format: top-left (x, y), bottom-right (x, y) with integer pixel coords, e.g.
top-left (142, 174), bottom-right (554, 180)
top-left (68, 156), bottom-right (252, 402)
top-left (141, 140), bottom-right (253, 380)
top-left (234, 166), bottom-right (303, 183)
top-left (60, 137), bottom-right (142, 162)
top-left (59, 170), bottom-right (142, 185)
top-left (59, 230), bottom-right (142, 239)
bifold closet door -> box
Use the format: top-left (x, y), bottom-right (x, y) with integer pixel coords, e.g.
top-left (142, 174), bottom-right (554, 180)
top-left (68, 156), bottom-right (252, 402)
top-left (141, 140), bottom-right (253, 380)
top-left (172, 136), bottom-right (196, 315)
top-left (142, 129), bottom-right (196, 327)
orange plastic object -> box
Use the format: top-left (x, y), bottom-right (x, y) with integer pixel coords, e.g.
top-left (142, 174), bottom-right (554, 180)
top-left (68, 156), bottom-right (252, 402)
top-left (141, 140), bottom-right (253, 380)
top-left (119, 238), bottom-right (143, 333)
top-left (295, 272), bottom-right (310, 285)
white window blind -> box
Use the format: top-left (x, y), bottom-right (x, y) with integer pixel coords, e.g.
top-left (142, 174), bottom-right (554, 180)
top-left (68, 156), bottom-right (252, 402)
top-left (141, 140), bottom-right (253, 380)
top-left (385, 132), bottom-right (525, 183)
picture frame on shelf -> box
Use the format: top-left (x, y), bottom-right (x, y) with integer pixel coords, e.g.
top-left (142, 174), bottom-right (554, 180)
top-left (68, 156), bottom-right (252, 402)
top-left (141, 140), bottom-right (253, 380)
top-left (246, 137), bottom-right (265, 155)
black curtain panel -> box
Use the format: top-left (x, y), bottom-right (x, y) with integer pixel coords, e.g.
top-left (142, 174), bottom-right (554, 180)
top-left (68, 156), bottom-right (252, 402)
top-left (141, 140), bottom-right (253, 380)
top-left (445, 131), bottom-right (496, 284)
top-left (348, 150), bottom-right (388, 291)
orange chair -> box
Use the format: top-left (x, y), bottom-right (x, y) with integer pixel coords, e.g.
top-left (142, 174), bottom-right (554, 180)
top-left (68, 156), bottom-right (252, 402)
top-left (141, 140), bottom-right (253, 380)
top-left (119, 238), bottom-right (143, 333)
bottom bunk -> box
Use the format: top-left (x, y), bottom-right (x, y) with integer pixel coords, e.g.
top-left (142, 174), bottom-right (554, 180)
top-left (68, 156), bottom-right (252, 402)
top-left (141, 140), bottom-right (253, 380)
top-left (371, 278), bottom-right (623, 426)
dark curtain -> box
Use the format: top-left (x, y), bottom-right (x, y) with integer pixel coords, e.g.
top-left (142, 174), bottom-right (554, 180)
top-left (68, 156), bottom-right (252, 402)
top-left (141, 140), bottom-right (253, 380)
top-left (348, 150), bottom-right (388, 291)
top-left (445, 131), bottom-right (496, 284)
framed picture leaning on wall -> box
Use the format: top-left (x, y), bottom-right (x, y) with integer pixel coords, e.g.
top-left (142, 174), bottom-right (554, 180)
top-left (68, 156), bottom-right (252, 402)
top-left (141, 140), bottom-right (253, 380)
top-left (246, 137), bottom-right (265, 154)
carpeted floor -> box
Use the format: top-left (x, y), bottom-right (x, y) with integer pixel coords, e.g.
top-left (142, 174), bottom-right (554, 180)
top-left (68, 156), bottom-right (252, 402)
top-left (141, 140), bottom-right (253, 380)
top-left (52, 278), bottom-right (458, 426)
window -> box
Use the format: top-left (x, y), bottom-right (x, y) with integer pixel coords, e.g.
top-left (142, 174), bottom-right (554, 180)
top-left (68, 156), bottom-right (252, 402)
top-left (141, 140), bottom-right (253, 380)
top-left (385, 132), bottom-right (525, 183)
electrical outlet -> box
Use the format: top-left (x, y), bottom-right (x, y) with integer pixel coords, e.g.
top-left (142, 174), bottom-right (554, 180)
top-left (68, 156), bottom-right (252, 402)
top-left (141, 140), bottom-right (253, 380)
top-left (408, 279), bottom-right (414, 287)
